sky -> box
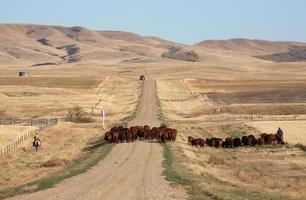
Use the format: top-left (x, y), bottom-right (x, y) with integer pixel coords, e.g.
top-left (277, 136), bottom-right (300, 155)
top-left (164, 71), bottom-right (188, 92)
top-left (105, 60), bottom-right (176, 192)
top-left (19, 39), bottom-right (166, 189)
top-left (0, 0), bottom-right (306, 44)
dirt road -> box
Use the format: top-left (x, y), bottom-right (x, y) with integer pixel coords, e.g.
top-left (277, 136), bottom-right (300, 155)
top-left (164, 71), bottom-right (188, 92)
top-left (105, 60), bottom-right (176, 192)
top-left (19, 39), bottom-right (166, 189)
top-left (8, 80), bottom-right (186, 200)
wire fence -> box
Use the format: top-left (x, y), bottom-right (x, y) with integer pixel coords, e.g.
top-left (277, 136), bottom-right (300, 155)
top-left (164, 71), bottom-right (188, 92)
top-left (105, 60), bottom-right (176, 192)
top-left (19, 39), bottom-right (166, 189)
top-left (0, 118), bottom-right (58, 158)
top-left (198, 114), bottom-right (306, 122)
top-left (0, 118), bottom-right (58, 127)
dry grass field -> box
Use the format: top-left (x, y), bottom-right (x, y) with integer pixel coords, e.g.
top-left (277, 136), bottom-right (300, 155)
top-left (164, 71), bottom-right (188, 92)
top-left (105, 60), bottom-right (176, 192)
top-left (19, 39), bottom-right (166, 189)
top-left (157, 78), bottom-right (306, 200)
top-left (1, 24), bottom-right (306, 199)
top-left (0, 126), bottom-right (37, 148)
top-left (0, 64), bottom-right (141, 191)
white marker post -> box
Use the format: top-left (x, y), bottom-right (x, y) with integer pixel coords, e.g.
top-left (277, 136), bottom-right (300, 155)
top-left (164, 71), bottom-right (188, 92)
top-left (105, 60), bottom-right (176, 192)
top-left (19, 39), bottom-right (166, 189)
top-left (101, 109), bottom-right (106, 130)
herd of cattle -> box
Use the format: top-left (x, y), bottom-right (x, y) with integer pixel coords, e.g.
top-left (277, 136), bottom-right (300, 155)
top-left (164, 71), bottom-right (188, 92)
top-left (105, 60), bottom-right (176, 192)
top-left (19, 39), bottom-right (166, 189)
top-left (188, 133), bottom-right (285, 148)
top-left (104, 125), bottom-right (177, 143)
top-left (103, 125), bottom-right (285, 149)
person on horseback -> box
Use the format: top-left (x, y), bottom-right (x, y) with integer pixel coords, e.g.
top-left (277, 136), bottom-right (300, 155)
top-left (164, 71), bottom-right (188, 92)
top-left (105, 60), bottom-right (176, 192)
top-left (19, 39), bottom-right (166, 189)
top-left (33, 133), bottom-right (41, 151)
top-left (277, 127), bottom-right (283, 143)
top-left (34, 133), bottom-right (40, 142)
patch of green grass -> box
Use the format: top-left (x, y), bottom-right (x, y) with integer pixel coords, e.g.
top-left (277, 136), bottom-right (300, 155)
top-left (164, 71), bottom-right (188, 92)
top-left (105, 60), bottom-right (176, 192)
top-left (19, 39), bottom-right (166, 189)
top-left (0, 142), bottom-right (113, 199)
top-left (162, 144), bottom-right (225, 200)
top-left (155, 81), bottom-right (165, 123)
top-left (219, 123), bottom-right (259, 138)
top-left (255, 143), bottom-right (287, 150)
top-left (162, 144), bottom-right (190, 185)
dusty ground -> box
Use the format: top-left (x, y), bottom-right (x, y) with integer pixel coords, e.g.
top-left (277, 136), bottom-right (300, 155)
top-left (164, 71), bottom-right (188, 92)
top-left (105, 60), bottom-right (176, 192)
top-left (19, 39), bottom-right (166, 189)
top-left (6, 79), bottom-right (186, 200)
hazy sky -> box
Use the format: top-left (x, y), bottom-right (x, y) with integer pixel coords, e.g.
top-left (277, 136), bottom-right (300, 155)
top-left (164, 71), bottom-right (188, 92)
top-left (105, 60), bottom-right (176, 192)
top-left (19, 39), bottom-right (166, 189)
top-left (1, 0), bottom-right (306, 44)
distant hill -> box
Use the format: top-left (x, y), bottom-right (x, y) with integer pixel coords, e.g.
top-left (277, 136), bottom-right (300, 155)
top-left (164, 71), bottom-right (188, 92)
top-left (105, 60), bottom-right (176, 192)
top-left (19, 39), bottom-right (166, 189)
top-left (0, 24), bottom-right (186, 67)
top-left (1, 24), bottom-right (306, 66)
top-left (256, 46), bottom-right (306, 62)
top-left (195, 38), bottom-right (306, 55)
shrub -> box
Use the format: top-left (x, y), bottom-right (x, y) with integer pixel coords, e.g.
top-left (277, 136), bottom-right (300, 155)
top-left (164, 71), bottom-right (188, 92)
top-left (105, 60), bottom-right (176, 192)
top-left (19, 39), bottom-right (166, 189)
top-left (66, 106), bottom-right (94, 123)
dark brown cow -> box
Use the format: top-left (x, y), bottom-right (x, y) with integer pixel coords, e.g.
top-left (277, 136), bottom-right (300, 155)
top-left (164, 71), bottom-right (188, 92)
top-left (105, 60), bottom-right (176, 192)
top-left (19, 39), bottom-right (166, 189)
top-left (144, 125), bottom-right (151, 140)
top-left (188, 136), bottom-right (194, 144)
top-left (223, 137), bottom-right (234, 148)
top-left (260, 133), bottom-right (268, 144)
top-left (241, 136), bottom-right (248, 146)
top-left (205, 138), bottom-right (212, 147)
top-left (233, 137), bottom-right (241, 147)
top-left (257, 137), bottom-right (264, 145)
top-left (211, 138), bottom-right (223, 148)
top-left (247, 135), bottom-right (257, 146)
top-left (157, 125), bottom-right (167, 143)
top-left (168, 129), bottom-right (177, 142)
top-left (112, 131), bottom-right (120, 143)
top-left (124, 128), bottom-right (132, 143)
top-left (150, 127), bottom-right (159, 141)
top-left (198, 138), bottom-right (205, 147)
top-left (191, 138), bottom-right (200, 147)
top-left (104, 132), bottom-right (113, 143)
top-left (160, 130), bottom-right (168, 143)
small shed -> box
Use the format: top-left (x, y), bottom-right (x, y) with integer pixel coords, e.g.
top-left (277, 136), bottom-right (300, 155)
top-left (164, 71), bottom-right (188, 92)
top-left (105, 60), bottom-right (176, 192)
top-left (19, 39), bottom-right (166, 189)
top-left (19, 71), bottom-right (29, 77)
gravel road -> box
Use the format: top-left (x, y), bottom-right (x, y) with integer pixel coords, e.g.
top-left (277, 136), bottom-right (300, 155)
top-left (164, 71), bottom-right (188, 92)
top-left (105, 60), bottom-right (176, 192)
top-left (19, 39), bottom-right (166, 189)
top-left (8, 79), bottom-right (186, 200)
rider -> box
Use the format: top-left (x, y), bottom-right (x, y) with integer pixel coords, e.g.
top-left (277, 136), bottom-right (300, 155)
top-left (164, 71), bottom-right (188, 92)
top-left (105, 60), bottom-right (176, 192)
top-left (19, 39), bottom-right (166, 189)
top-left (277, 127), bottom-right (284, 143)
top-left (34, 133), bottom-right (41, 142)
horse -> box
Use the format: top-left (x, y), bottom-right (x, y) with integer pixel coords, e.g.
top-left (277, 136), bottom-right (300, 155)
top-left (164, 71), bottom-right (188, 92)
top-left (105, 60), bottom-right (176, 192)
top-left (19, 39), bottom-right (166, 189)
top-left (33, 139), bottom-right (41, 151)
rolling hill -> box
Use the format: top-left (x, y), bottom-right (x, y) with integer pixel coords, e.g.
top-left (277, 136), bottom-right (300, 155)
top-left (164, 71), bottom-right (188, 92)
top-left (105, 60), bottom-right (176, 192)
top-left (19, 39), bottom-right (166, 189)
top-left (1, 24), bottom-right (306, 67)
top-left (196, 38), bottom-right (306, 55)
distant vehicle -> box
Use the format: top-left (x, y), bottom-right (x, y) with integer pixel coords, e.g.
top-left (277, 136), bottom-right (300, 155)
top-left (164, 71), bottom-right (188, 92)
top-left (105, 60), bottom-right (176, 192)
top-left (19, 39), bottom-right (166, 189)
top-left (139, 75), bottom-right (145, 80)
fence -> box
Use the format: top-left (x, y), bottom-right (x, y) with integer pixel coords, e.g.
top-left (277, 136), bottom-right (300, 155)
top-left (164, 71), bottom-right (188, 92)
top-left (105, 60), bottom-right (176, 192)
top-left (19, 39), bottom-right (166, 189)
top-left (0, 118), bottom-right (58, 127)
top-left (187, 114), bottom-right (306, 122)
top-left (0, 118), bottom-right (58, 158)
top-left (0, 129), bottom-right (39, 157)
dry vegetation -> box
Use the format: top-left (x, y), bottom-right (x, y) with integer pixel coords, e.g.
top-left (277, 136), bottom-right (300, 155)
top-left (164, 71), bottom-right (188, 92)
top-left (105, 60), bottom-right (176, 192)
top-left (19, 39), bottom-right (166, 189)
top-left (1, 24), bottom-right (306, 199)
top-left (0, 126), bottom-right (37, 148)
top-left (157, 78), bottom-right (306, 200)
top-left (0, 64), bottom-right (141, 191)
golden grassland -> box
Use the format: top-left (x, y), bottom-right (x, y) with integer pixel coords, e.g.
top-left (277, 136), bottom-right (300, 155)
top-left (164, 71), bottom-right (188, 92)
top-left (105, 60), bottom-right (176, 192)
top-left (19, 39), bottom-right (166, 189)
top-left (157, 78), bottom-right (306, 200)
top-left (0, 126), bottom-right (37, 148)
top-left (0, 64), bottom-right (141, 190)
top-left (1, 46), bottom-right (306, 198)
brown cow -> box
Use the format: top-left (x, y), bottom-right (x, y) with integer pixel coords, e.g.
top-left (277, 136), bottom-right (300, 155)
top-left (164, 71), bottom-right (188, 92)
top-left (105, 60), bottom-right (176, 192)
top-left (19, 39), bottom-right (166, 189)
top-left (223, 137), bottom-right (234, 148)
top-left (211, 138), bottom-right (223, 148)
top-left (125, 128), bottom-right (132, 143)
top-left (241, 136), bottom-right (248, 146)
top-left (144, 125), bottom-right (151, 140)
top-left (191, 138), bottom-right (200, 147)
top-left (265, 134), bottom-right (278, 144)
top-left (257, 137), bottom-right (264, 145)
top-left (260, 133), bottom-right (268, 144)
top-left (112, 131), bottom-right (120, 143)
top-left (205, 138), bottom-right (212, 147)
top-left (247, 135), bottom-right (257, 146)
top-left (233, 137), bottom-right (241, 147)
top-left (168, 128), bottom-right (177, 142)
top-left (150, 127), bottom-right (159, 141)
top-left (160, 130), bottom-right (168, 143)
top-left (104, 131), bottom-right (112, 143)
top-left (198, 138), bottom-right (205, 147)
top-left (188, 136), bottom-right (194, 144)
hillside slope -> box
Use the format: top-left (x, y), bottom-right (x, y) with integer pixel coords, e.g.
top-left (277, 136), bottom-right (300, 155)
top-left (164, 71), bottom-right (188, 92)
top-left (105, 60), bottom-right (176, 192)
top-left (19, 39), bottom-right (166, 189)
top-left (196, 38), bottom-right (306, 55)
top-left (0, 24), bottom-right (189, 67)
